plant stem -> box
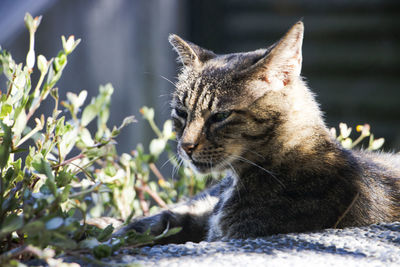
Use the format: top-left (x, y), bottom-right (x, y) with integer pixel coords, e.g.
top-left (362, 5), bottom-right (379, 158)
top-left (149, 163), bottom-right (165, 183)
top-left (26, 95), bottom-right (43, 122)
top-left (143, 185), bottom-right (167, 208)
top-left (148, 119), bottom-right (163, 138)
top-left (54, 153), bottom-right (84, 168)
top-left (70, 162), bottom-right (96, 182)
top-left (5, 73), bottom-right (16, 100)
top-left (15, 122), bottom-right (43, 147)
top-left (31, 69), bottom-right (46, 98)
top-left (350, 135), bottom-right (366, 149)
top-left (135, 186), bottom-right (149, 216)
top-left (0, 168), bottom-right (3, 226)
top-left (69, 183), bottom-right (102, 198)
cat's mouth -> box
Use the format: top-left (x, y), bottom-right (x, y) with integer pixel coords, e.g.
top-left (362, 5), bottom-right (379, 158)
top-left (191, 160), bottom-right (210, 172)
top-left (189, 159), bottom-right (229, 174)
top-left (177, 145), bottom-right (232, 173)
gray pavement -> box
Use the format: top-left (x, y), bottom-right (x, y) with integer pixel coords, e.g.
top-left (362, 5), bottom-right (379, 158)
top-left (102, 222), bottom-right (400, 266)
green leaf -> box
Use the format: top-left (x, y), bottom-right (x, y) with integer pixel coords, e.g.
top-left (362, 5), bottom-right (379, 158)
top-left (150, 138), bottom-right (166, 158)
top-left (24, 13), bottom-right (34, 31)
top-left (32, 157), bottom-right (57, 195)
top-left (161, 227), bottom-right (182, 238)
top-left (51, 232), bottom-right (77, 249)
top-left (339, 123), bottom-right (352, 139)
top-left (62, 35), bottom-right (81, 55)
top-left (60, 184), bottom-right (71, 202)
top-left (0, 103), bottom-right (12, 118)
top-left (119, 116), bottom-right (136, 129)
top-left (141, 106), bottom-right (154, 121)
top-left (0, 121), bottom-right (12, 169)
top-left (55, 170), bottom-right (74, 187)
top-left (50, 87), bottom-right (59, 101)
top-left (112, 115), bottom-right (136, 137)
top-left (97, 224), bottom-right (114, 242)
top-left (39, 184), bottom-right (52, 195)
top-left (98, 103), bottom-right (110, 126)
top-left (32, 157), bottom-right (54, 180)
top-left (55, 116), bottom-right (65, 136)
top-left (81, 103), bottom-right (98, 127)
top-left (37, 54), bottom-right (48, 73)
top-left (67, 90), bottom-right (87, 110)
top-left (0, 214), bottom-right (23, 235)
top-left (93, 244), bottom-right (112, 259)
top-left (370, 138), bottom-right (385, 151)
top-left (45, 217), bottom-right (64, 230)
top-left (54, 53), bottom-right (66, 72)
top-left (13, 109), bottom-right (27, 139)
top-left (2, 167), bottom-right (15, 192)
top-left (125, 229), bottom-right (155, 246)
top-left (58, 127), bottom-right (78, 159)
top-left (341, 138), bottom-right (352, 149)
top-left (162, 120), bottom-right (173, 138)
top-left (45, 178), bottom-right (57, 197)
top-left (79, 237), bottom-right (100, 249)
top-left (23, 220), bottom-right (45, 235)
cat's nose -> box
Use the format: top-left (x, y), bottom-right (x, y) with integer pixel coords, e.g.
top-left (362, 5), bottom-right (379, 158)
top-left (181, 142), bottom-right (198, 157)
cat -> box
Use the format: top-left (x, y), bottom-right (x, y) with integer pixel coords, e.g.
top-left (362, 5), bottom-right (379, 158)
top-left (116, 21), bottom-right (400, 243)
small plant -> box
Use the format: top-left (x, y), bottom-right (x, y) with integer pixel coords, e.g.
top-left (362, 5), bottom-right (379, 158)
top-left (0, 13), bottom-right (205, 265)
top-left (330, 123), bottom-right (384, 151)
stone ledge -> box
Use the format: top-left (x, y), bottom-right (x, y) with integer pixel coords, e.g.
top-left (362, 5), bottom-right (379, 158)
top-left (61, 222), bottom-right (400, 266)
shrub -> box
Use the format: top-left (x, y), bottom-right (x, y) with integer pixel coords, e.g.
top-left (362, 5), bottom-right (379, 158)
top-left (0, 13), bottom-right (205, 265)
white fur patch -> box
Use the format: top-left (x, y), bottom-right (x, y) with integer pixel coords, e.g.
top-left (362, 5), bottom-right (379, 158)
top-left (172, 195), bottom-right (219, 217)
top-left (207, 177), bottom-right (237, 241)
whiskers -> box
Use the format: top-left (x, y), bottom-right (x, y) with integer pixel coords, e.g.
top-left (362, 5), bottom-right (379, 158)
top-left (161, 154), bottom-right (184, 180)
top-left (228, 154), bottom-right (285, 188)
top-left (159, 75), bottom-right (177, 88)
top-left (228, 144), bottom-right (266, 161)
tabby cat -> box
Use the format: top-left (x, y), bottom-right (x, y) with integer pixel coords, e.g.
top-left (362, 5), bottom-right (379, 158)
top-left (117, 22), bottom-right (400, 243)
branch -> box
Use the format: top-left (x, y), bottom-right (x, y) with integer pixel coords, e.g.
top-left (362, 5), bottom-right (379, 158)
top-left (143, 185), bottom-right (167, 208)
top-left (149, 163), bottom-right (166, 184)
top-left (134, 186), bottom-right (149, 216)
top-left (53, 153), bottom-right (84, 168)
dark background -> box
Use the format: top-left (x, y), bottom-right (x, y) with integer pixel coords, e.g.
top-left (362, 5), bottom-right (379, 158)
top-left (1, 0), bottom-right (399, 157)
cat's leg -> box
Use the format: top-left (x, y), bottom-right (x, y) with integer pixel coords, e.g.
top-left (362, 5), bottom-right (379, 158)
top-left (114, 176), bottom-right (233, 244)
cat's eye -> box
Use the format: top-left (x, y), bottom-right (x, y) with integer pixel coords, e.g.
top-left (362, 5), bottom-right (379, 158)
top-left (210, 111), bottom-right (232, 123)
top-left (175, 108), bottom-right (188, 119)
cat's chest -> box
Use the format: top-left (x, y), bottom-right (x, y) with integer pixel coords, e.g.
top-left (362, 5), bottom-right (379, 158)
top-left (207, 180), bottom-right (258, 241)
top-left (207, 182), bottom-right (236, 241)
top-left (206, 175), bottom-right (286, 241)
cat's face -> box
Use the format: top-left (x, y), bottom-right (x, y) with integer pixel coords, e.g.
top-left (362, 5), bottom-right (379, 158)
top-left (170, 22), bottom-right (304, 173)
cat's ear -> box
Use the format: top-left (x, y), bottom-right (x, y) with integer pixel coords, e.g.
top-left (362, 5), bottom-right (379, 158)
top-left (257, 21), bottom-right (304, 89)
top-left (169, 34), bottom-right (216, 68)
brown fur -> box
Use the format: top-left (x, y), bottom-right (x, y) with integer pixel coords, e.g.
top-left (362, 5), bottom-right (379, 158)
top-left (116, 22), bottom-right (400, 243)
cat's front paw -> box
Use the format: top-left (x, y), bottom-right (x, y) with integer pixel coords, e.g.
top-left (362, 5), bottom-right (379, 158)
top-left (113, 210), bottom-right (177, 238)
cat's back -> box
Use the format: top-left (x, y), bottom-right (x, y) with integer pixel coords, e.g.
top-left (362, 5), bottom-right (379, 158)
top-left (341, 149), bottom-right (400, 226)
top-left (354, 150), bottom-right (400, 177)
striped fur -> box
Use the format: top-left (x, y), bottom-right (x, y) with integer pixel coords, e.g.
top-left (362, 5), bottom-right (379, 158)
top-left (117, 22), bottom-right (400, 243)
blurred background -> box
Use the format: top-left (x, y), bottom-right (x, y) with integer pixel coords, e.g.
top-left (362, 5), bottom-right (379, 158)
top-left (1, 0), bottom-right (399, 156)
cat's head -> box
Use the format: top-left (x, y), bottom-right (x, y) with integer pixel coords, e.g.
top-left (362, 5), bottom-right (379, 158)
top-left (170, 22), bottom-right (317, 173)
